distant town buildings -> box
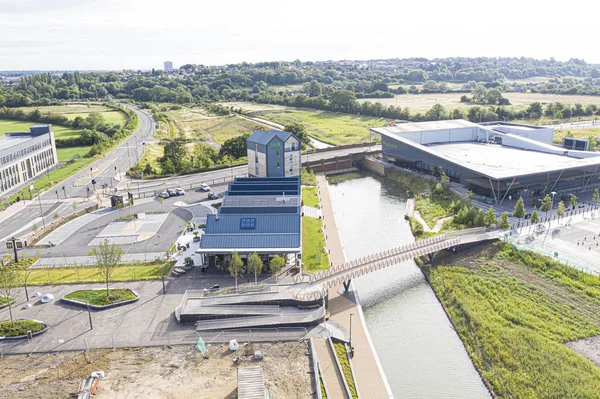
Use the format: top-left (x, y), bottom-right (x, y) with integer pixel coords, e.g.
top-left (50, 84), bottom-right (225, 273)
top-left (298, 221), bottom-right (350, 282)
top-left (0, 125), bottom-right (58, 196)
top-left (247, 130), bottom-right (301, 178)
top-left (164, 61), bottom-right (173, 72)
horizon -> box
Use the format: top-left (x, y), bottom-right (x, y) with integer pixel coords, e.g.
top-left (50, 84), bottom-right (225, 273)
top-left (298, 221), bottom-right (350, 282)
top-left (1, 0), bottom-right (599, 70)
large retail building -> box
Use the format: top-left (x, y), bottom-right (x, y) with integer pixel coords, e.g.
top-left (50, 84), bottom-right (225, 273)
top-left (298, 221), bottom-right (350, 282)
top-left (0, 124), bottom-right (58, 196)
top-left (371, 120), bottom-right (600, 204)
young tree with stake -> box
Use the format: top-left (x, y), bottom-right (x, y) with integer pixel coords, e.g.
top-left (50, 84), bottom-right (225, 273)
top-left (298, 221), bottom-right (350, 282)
top-left (89, 240), bottom-right (123, 296)
top-left (228, 251), bottom-right (244, 289)
top-left (0, 265), bottom-right (19, 327)
top-left (248, 252), bottom-right (263, 284)
top-left (513, 198), bottom-right (525, 226)
top-left (557, 201), bottom-right (566, 218)
top-left (269, 255), bottom-right (285, 276)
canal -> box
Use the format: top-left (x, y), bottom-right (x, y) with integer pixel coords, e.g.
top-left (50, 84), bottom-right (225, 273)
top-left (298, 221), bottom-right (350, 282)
top-left (327, 173), bottom-right (491, 399)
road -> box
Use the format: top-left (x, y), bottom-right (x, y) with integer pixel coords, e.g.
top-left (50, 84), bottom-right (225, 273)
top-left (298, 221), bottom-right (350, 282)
top-left (129, 144), bottom-right (382, 196)
top-left (0, 104), bottom-right (155, 244)
top-left (547, 119), bottom-right (599, 130)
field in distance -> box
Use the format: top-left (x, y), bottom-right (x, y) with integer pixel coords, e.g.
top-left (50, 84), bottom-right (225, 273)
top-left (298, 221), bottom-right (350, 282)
top-left (13, 103), bottom-right (127, 127)
top-left (356, 92), bottom-right (600, 111)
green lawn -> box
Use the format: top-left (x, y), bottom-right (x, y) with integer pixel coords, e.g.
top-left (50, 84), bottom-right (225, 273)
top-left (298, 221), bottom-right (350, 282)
top-left (0, 296), bottom-right (11, 306)
top-left (302, 217), bottom-right (330, 272)
top-left (425, 243), bottom-right (600, 398)
top-left (56, 146), bottom-right (92, 162)
top-left (302, 187), bottom-right (320, 208)
top-left (256, 108), bottom-right (388, 145)
top-left (333, 342), bottom-right (359, 399)
top-left (0, 319), bottom-right (45, 337)
top-left (0, 119), bottom-right (86, 139)
top-left (67, 110), bottom-right (127, 127)
top-left (65, 288), bottom-right (137, 306)
top-left (23, 262), bottom-right (173, 286)
top-left (414, 196), bottom-right (453, 228)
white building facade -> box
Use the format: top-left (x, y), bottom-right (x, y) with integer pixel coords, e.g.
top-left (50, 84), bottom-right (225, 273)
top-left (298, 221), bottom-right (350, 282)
top-left (0, 125), bottom-right (58, 196)
top-left (164, 61), bottom-right (173, 72)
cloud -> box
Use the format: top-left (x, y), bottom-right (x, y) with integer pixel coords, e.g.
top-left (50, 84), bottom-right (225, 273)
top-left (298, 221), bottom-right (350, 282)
top-left (0, 0), bottom-right (87, 14)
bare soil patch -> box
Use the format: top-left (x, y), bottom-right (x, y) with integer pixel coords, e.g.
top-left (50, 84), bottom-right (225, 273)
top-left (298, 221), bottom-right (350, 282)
top-left (0, 342), bottom-right (312, 399)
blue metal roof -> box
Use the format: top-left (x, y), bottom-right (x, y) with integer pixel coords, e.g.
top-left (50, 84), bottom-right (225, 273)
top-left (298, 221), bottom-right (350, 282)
top-left (247, 129), bottom-right (299, 146)
top-left (205, 214), bottom-right (299, 235)
top-left (200, 234), bottom-right (300, 250)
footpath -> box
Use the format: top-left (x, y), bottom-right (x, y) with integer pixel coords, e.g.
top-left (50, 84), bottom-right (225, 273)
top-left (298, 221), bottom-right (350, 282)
top-left (316, 174), bottom-right (393, 398)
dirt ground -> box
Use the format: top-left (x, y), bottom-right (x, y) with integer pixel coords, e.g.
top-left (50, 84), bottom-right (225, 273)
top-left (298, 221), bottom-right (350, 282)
top-left (0, 342), bottom-right (313, 399)
top-left (567, 336), bottom-right (600, 367)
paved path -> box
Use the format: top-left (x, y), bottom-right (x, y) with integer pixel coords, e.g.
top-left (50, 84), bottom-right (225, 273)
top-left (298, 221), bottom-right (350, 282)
top-left (302, 205), bottom-right (322, 219)
top-left (413, 211), bottom-right (453, 232)
top-left (316, 174), bottom-right (393, 398)
top-left (313, 338), bottom-right (349, 399)
top-left (34, 252), bottom-right (167, 267)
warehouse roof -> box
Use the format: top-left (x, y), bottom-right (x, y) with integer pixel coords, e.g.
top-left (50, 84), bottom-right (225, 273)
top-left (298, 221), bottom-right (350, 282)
top-left (372, 119), bottom-right (477, 135)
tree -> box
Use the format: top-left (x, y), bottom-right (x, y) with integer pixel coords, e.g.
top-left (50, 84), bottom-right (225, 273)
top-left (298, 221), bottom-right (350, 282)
top-left (425, 104), bottom-right (447, 121)
top-left (557, 201), bottom-right (566, 217)
top-left (484, 206), bottom-right (497, 227)
top-left (89, 240), bottom-right (123, 295)
top-left (247, 252), bottom-right (263, 284)
top-left (594, 188), bottom-right (599, 202)
top-left (269, 255), bottom-right (285, 275)
top-left (570, 195), bottom-right (578, 210)
top-left (283, 122), bottom-right (310, 146)
top-left (499, 212), bottom-right (510, 229)
top-left (219, 132), bottom-right (251, 160)
top-left (159, 140), bottom-right (190, 174)
top-left (158, 195), bottom-right (164, 211)
top-left (531, 206), bottom-right (540, 224)
top-left (308, 80), bottom-right (322, 97)
top-left (513, 198), bottom-right (526, 224)
top-left (540, 194), bottom-right (552, 220)
top-left (228, 251), bottom-right (244, 289)
top-left (0, 265), bottom-right (18, 327)
top-left (329, 90), bottom-right (357, 112)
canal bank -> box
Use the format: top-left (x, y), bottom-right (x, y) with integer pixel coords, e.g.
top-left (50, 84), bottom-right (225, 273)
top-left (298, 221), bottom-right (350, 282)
top-left (325, 172), bottom-right (491, 399)
top-left (316, 174), bottom-right (394, 398)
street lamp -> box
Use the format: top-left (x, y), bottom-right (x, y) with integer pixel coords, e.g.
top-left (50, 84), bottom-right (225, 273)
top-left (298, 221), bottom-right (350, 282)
top-left (36, 188), bottom-right (46, 229)
top-left (551, 191), bottom-right (557, 208)
top-left (349, 313), bottom-right (355, 357)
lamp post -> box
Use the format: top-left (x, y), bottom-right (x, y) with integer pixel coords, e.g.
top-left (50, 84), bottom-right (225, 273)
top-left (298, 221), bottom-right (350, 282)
top-left (10, 237), bottom-right (18, 262)
top-left (551, 191), bottom-right (557, 207)
top-left (349, 313), bottom-right (354, 357)
top-left (36, 189), bottom-right (46, 229)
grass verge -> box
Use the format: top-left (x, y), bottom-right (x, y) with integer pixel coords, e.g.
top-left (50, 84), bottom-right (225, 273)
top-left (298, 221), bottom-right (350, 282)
top-left (302, 217), bottom-right (329, 272)
top-left (424, 242), bottom-right (600, 398)
top-left (64, 288), bottom-right (137, 306)
top-left (326, 172), bottom-right (362, 185)
top-left (0, 319), bottom-right (45, 337)
top-left (0, 296), bottom-right (12, 306)
top-left (23, 262), bottom-right (174, 286)
top-left (333, 342), bottom-right (358, 398)
top-left (302, 187), bottom-right (320, 208)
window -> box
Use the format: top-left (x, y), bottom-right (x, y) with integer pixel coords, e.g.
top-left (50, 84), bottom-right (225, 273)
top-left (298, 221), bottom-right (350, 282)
top-left (240, 218), bottom-right (256, 229)
top-left (277, 162), bottom-right (280, 168)
top-left (292, 143), bottom-right (296, 150)
top-left (276, 150), bottom-right (280, 156)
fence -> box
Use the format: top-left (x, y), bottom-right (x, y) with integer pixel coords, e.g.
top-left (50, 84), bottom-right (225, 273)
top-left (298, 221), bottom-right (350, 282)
top-left (503, 235), bottom-right (600, 278)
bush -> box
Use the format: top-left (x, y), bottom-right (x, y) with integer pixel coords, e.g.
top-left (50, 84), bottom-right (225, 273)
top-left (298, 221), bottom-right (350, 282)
top-left (0, 319), bottom-right (45, 337)
top-left (409, 216), bottom-right (424, 237)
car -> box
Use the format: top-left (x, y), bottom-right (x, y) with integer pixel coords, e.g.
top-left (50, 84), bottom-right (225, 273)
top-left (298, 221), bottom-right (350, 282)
top-left (176, 188), bottom-right (186, 196)
top-left (208, 192), bottom-right (219, 200)
top-left (158, 191), bottom-right (170, 199)
top-left (166, 188), bottom-right (177, 197)
top-left (199, 183), bottom-right (211, 192)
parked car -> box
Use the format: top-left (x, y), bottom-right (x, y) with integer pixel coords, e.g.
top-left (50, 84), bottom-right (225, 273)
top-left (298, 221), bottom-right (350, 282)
top-left (208, 192), bottom-right (219, 200)
top-left (166, 188), bottom-right (177, 197)
top-left (158, 191), bottom-right (170, 199)
top-left (176, 188), bottom-right (186, 196)
top-left (199, 183), bottom-right (211, 192)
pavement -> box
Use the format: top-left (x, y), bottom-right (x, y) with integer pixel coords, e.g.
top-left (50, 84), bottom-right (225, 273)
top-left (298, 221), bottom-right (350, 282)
top-left (316, 174), bottom-right (393, 398)
top-left (313, 338), bottom-right (350, 399)
top-left (0, 276), bottom-right (245, 355)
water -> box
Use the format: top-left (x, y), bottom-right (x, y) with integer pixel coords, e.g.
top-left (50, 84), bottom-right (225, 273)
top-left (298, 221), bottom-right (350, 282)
top-left (328, 173), bottom-right (491, 399)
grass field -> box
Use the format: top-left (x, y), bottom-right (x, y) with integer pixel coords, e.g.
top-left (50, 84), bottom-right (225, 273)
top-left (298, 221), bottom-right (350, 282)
top-left (0, 320), bottom-right (45, 337)
top-left (426, 243), bottom-right (600, 398)
top-left (553, 127), bottom-right (600, 146)
top-left (55, 146), bottom-right (93, 162)
top-left (64, 288), bottom-right (137, 306)
top-left (356, 92), bottom-right (600, 111)
top-left (15, 104), bottom-right (128, 127)
top-left (253, 108), bottom-right (388, 145)
top-left (302, 187), bottom-right (319, 208)
top-left (302, 216), bottom-right (329, 272)
top-left (23, 262), bottom-right (172, 285)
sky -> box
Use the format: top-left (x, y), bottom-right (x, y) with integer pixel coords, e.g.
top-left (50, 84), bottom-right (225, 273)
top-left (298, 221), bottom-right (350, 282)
top-left (1, 0), bottom-right (599, 70)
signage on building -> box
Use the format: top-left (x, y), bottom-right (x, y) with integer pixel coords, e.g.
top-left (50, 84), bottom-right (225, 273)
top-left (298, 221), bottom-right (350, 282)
top-left (270, 141), bottom-right (281, 148)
